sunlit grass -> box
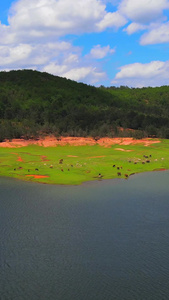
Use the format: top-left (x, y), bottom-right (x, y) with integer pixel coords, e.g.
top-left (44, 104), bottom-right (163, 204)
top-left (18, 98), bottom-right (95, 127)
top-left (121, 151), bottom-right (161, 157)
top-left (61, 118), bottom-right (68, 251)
top-left (0, 140), bottom-right (169, 185)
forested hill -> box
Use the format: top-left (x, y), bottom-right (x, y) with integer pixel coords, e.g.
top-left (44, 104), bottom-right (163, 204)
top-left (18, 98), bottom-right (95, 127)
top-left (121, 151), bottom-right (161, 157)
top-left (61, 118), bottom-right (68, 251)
top-left (0, 69), bottom-right (169, 141)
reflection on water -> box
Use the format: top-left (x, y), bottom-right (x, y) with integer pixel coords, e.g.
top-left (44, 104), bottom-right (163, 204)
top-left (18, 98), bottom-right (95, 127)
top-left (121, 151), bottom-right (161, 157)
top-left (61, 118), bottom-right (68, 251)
top-left (1, 172), bottom-right (169, 300)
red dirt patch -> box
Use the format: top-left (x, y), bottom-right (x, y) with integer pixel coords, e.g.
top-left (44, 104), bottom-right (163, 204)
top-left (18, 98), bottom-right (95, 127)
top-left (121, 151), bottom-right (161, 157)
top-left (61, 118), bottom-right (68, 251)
top-left (41, 155), bottom-right (50, 161)
top-left (17, 156), bottom-right (24, 162)
top-left (26, 175), bottom-right (50, 179)
top-left (0, 136), bottom-right (161, 148)
top-left (12, 153), bottom-right (24, 162)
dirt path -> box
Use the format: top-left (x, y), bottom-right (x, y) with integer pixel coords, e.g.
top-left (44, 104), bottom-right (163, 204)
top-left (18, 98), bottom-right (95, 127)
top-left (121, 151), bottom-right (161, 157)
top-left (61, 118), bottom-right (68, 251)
top-left (114, 148), bottom-right (133, 152)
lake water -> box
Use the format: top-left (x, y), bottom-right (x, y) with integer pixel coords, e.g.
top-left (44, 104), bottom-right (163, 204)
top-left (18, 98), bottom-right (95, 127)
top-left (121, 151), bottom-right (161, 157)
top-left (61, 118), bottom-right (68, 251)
top-left (1, 171), bottom-right (169, 300)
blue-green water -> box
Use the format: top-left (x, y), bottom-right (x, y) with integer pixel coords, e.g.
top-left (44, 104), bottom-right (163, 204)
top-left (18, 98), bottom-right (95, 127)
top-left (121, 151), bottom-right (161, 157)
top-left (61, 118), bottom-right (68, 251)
top-left (1, 171), bottom-right (169, 300)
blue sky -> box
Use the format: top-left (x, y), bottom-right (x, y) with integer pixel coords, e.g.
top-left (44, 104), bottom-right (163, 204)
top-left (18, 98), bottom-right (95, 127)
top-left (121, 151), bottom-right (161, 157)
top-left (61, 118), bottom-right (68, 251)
top-left (0, 0), bottom-right (169, 87)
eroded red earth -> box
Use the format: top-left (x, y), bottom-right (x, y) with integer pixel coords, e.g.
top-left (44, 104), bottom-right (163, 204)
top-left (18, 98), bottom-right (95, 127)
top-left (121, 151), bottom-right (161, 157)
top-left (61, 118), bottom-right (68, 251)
top-left (0, 136), bottom-right (161, 148)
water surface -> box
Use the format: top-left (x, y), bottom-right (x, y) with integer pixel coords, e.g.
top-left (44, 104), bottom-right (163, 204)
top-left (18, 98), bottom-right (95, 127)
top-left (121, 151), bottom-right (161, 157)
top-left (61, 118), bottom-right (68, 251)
top-left (1, 171), bottom-right (169, 300)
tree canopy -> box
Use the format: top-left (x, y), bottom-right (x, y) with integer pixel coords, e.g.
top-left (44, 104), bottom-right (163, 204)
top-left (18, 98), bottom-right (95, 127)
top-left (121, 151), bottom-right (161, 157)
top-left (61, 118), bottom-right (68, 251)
top-left (0, 69), bottom-right (169, 141)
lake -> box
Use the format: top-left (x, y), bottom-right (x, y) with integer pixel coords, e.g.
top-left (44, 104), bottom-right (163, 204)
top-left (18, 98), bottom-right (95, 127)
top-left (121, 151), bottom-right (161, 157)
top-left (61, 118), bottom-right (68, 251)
top-left (1, 171), bottom-right (169, 300)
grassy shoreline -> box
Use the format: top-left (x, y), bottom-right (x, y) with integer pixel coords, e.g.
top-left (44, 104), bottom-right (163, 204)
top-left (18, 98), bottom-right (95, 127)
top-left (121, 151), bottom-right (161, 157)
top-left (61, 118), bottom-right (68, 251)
top-left (0, 139), bottom-right (169, 185)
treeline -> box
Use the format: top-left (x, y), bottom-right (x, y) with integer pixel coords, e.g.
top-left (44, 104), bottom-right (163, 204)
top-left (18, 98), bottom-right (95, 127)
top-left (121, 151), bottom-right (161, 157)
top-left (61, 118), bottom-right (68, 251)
top-left (0, 69), bottom-right (169, 141)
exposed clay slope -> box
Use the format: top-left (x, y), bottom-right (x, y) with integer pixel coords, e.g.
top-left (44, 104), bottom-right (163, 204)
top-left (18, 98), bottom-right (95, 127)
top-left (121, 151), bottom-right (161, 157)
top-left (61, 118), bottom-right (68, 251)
top-left (0, 136), bottom-right (160, 148)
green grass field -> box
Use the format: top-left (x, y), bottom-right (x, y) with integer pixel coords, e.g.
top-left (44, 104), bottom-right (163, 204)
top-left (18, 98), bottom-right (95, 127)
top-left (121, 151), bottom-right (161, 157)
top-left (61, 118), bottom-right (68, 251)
top-left (0, 140), bottom-right (169, 185)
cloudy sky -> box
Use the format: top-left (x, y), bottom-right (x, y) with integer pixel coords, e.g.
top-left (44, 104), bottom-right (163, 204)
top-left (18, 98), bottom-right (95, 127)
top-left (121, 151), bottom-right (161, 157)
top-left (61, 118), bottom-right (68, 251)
top-left (1, 0), bottom-right (169, 87)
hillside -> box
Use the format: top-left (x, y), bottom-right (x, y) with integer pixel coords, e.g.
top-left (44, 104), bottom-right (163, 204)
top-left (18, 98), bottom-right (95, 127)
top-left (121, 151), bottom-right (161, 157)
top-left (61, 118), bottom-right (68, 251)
top-left (0, 69), bottom-right (169, 141)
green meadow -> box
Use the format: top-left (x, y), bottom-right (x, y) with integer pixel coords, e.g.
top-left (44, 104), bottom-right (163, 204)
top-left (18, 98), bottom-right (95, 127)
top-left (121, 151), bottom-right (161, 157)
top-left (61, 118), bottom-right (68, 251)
top-left (0, 140), bottom-right (169, 185)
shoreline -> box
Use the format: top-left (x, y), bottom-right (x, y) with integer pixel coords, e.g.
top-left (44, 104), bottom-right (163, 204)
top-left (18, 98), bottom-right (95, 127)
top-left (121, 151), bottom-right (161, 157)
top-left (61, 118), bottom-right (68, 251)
top-left (1, 169), bottom-right (169, 187)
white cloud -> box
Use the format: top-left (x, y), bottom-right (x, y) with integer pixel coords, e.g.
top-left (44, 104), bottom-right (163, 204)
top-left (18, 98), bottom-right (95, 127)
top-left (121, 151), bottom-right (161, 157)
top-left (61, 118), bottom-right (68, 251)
top-left (45, 47), bottom-right (107, 83)
top-left (0, 0), bottom-right (126, 85)
top-left (90, 44), bottom-right (115, 59)
top-left (43, 63), bottom-right (68, 76)
top-left (124, 22), bottom-right (147, 34)
top-left (119, 0), bottom-right (169, 44)
top-left (118, 0), bottom-right (169, 45)
top-left (0, 41), bottom-right (74, 68)
top-left (61, 67), bottom-right (105, 83)
top-left (0, 0), bottom-right (119, 85)
top-left (96, 11), bottom-right (127, 31)
top-left (42, 50), bottom-right (107, 84)
top-left (0, 44), bottom-right (32, 65)
top-left (0, 37), bottom-right (107, 84)
top-left (104, 0), bottom-right (169, 41)
top-left (43, 64), bottom-right (106, 84)
top-left (112, 60), bottom-right (169, 87)
top-left (119, 0), bottom-right (169, 24)
top-left (140, 22), bottom-right (169, 45)
top-left (4, 0), bottom-right (125, 44)
top-left (1, 0), bottom-right (169, 87)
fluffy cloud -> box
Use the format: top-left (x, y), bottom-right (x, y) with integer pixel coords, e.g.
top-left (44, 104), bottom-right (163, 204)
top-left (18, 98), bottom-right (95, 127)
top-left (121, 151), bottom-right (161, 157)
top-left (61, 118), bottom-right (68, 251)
top-left (0, 0), bottom-right (126, 84)
top-left (96, 11), bottom-right (127, 31)
top-left (58, 67), bottom-right (106, 84)
top-left (119, 0), bottom-right (169, 24)
top-left (89, 44), bottom-right (115, 59)
top-left (1, 0), bottom-right (169, 86)
top-left (112, 60), bottom-right (169, 87)
top-left (43, 63), bottom-right (106, 84)
top-left (0, 44), bottom-right (32, 66)
top-left (118, 0), bottom-right (169, 45)
top-left (42, 52), bottom-right (107, 84)
top-left (124, 22), bottom-right (147, 34)
top-left (0, 41), bottom-right (73, 67)
top-left (9, 0), bottom-right (102, 37)
top-left (140, 22), bottom-right (169, 45)
top-left (0, 0), bottom-right (122, 84)
top-left (4, 0), bottom-right (126, 44)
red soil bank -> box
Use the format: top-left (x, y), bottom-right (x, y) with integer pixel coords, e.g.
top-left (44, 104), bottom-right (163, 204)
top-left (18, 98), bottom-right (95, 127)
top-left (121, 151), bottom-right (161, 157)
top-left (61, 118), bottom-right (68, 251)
top-left (0, 137), bottom-right (161, 148)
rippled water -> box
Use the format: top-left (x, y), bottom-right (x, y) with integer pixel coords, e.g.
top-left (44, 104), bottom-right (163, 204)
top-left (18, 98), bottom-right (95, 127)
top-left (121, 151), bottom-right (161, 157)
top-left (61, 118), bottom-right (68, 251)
top-left (1, 171), bottom-right (169, 300)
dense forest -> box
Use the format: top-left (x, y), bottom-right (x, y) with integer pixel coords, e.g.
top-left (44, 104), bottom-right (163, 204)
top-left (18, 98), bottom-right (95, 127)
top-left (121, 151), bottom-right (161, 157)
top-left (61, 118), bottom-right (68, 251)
top-left (0, 69), bottom-right (169, 141)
